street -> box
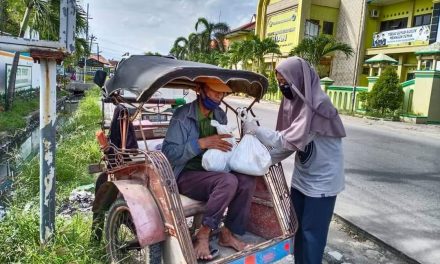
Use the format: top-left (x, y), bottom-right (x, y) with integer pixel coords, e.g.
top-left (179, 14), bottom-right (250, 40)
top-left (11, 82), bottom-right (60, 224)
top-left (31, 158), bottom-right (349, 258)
top-left (224, 96), bottom-right (440, 264)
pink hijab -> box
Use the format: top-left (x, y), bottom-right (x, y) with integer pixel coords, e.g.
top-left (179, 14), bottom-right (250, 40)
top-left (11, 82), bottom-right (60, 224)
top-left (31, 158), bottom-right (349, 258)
top-left (275, 57), bottom-right (346, 151)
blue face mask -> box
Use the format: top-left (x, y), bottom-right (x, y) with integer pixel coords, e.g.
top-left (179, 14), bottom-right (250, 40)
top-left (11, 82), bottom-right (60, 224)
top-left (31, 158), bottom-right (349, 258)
top-left (279, 83), bottom-right (295, 100)
top-left (201, 95), bottom-right (221, 110)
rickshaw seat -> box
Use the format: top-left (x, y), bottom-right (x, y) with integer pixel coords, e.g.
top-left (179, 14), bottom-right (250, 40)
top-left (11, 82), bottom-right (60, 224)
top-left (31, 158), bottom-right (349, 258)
top-left (180, 194), bottom-right (206, 217)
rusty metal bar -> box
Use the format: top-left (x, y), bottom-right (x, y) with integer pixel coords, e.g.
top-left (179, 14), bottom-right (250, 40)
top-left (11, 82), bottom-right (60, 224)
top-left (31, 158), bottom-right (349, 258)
top-left (39, 59), bottom-right (57, 244)
top-left (0, 36), bottom-right (64, 52)
top-left (146, 152), bottom-right (197, 263)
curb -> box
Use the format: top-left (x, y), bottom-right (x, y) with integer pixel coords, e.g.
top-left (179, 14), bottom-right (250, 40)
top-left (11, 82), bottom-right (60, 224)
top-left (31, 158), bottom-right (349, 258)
top-left (333, 213), bottom-right (421, 264)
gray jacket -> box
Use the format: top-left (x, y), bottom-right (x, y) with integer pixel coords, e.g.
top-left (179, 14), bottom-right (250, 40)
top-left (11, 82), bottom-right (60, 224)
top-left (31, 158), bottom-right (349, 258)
top-left (161, 100), bottom-right (227, 178)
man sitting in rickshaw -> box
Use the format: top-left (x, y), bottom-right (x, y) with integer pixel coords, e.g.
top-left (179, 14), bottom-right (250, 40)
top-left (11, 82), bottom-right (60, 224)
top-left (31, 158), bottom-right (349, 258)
top-left (162, 77), bottom-right (256, 260)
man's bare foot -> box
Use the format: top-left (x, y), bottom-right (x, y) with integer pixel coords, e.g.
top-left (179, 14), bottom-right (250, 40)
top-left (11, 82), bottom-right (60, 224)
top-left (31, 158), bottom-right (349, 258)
top-left (194, 225), bottom-right (213, 260)
top-left (218, 227), bottom-right (252, 251)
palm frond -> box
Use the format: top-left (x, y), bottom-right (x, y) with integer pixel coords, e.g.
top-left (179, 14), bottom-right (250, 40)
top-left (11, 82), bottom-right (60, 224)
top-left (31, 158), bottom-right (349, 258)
top-left (290, 35), bottom-right (354, 68)
top-left (195, 17), bottom-right (209, 32)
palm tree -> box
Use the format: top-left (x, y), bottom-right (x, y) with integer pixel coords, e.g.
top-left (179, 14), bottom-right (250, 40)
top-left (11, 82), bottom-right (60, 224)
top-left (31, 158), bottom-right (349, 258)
top-left (5, 0), bottom-right (88, 110)
top-left (170, 36), bottom-right (189, 59)
top-left (252, 36), bottom-right (281, 74)
top-left (169, 18), bottom-right (229, 65)
top-left (5, 0), bottom-right (51, 110)
top-left (195, 17), bottom-right (230, 53)
top-left (217, 52), bottom-right (231, 68)
top-left (289, 35), bottom-right (354, 70)
top-left (231, 36), bottom-right (280, 74)
top-left (0, 1), bottom-right (20, 35)
top-left (227, 42), bottom-right (242, 70)
top-left (236, 39), bottom-right (254, 70)
top-left (186, 33), bottom-right (203, 60)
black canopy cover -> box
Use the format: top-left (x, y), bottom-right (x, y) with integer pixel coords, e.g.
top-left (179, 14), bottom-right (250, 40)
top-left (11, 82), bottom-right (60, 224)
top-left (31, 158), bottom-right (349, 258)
top-left (104, 55), bottom-right (268, 102)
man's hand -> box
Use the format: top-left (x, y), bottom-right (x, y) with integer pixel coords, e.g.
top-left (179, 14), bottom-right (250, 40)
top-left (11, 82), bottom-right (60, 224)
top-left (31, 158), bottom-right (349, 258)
top-left (198, 134), bottom-right (233, 152)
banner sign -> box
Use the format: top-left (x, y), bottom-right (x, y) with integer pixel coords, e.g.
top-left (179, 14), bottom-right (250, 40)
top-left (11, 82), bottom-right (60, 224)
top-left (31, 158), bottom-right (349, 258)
top-left (373, 26), bottom-right (430, 47)
top-left (5, 64), bottom-right (32, 91)
top-left (265, 8), bottom-right (298, 54)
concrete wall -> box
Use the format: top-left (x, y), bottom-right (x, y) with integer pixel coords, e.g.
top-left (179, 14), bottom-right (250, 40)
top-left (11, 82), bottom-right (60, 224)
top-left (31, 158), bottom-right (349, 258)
top-left (428, 75), bottom-right (440, 122)
top-left (0, 50), bottom-right (41, 94)
top-left (413, 71), bottom-right (436, 116)
top-left (330, 0), bottom-right (366, 86)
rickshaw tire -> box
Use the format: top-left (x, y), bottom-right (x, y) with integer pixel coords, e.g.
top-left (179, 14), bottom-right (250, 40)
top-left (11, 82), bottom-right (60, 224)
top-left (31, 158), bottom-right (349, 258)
top-left (106, 198), bottom-right (163, 264)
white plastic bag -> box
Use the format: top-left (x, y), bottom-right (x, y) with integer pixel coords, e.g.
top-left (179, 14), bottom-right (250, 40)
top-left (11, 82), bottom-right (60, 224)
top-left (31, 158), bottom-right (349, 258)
top-left (229, 134), bottom-right (271, 176)
top-left (229, 109), bottom-right (271, 176)
top-left (202, 120), bottom-right (236, 172)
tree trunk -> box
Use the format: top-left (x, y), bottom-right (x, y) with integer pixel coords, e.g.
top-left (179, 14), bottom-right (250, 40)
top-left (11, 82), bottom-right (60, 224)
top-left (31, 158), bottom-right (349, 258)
top-left (0, 1), bottom-right (5, 34)
top-left (5, 52), bottom-right (20, 110)
top-left (5, 2), bottom-right (33, 111)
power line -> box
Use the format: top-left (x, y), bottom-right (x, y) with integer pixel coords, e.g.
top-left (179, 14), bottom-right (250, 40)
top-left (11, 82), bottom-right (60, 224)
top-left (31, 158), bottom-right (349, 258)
top-left (99, 45), bottom-right (125, 53)
top-left (97, 36), bottom-right (144, 52)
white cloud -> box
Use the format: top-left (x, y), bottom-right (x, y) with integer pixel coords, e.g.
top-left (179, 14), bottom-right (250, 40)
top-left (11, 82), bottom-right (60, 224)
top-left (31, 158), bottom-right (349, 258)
top-left (83, 0), bottom-right (258, 59)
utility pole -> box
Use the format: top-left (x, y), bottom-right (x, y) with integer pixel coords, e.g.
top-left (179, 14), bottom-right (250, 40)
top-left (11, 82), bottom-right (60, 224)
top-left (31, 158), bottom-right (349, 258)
top-left (85, 3), bottom-right (89, 40)
top-left (88, 34), bottom-right (96, 75)
top-left (89, 34), bottom-right (96, 54)
top-left (83, 3), bottom-right (91, 83)
top-left (97, 43), bottom-right (100, 64)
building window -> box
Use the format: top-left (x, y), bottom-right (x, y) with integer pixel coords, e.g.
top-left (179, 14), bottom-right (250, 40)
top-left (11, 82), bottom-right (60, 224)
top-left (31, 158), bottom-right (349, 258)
top-left (413, 13), bottom-right (432, 26)
top-left (323, 21), bottom-right (334, 35)
top-left (380, 17), bottom-right (408, 31)
top-left (305, 19), bottom-right (319, 38)
top-left (362, 67), bottom-right (370, 75)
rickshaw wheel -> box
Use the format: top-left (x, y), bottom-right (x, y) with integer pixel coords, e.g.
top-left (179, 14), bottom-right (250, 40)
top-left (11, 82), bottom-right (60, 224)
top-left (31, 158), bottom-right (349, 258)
top-left (106, 198), bottom-right (163, 264)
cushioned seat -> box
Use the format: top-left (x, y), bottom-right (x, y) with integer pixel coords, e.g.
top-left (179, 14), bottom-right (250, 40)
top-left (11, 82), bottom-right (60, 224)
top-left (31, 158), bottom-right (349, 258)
top-left (180, 194), bottom-right (206, 217)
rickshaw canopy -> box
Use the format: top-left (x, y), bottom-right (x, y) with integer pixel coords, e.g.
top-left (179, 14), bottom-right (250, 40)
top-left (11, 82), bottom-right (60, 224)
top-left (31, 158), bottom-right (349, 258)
top-left (103, 55), bottom-right (268, 102)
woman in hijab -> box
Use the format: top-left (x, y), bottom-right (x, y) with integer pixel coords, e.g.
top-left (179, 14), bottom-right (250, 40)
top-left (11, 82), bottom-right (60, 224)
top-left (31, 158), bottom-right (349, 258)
top-left (244, 56), bottom-right (346, 264)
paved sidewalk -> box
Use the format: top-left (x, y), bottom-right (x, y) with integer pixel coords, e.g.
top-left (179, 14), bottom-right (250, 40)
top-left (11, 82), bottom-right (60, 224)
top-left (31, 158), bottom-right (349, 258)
top-left (341, 114), bottom-right (440, 141)
top-left (276, 216), bottom-right (409, 264)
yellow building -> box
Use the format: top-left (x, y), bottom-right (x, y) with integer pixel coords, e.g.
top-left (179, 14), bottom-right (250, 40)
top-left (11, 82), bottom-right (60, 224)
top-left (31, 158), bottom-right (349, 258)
top-left (224, 18), bottom-right (256, 70)
top-left (252, 0), bottom-right (440, 123)
top-left (362, 0), bottom-right (435, 83)
top-left (255, 0), bottom-right (340, 73)
top-left (362, 0), bottom-right (440, 123)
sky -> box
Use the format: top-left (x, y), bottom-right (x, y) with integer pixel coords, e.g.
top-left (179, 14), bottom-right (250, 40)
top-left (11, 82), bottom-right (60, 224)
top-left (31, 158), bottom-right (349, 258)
top-left (82, 0), bottom-right (259, 61)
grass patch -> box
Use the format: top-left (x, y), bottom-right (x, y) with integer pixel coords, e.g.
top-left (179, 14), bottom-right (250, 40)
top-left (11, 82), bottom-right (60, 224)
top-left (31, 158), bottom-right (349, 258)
top-left (0, 89), bottom-right (72, 134)
top-left (0, 96), bottom-right (39, 134)
top-left (0, 87), bottom-right (106, 263)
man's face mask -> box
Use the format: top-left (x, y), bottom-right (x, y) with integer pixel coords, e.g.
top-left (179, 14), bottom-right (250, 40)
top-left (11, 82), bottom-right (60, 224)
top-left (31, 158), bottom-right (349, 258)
top-left (200, 89), bottom-right (221, 110)
top-left (202, 95), bottom-right (221, 110)
top-left (279, 83), bottom-right (295, 100)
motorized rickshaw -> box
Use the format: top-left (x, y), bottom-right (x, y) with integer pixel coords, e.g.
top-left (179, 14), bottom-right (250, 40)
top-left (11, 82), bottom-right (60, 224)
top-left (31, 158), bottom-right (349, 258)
top-left (90, 55), bottom-right (297, 264)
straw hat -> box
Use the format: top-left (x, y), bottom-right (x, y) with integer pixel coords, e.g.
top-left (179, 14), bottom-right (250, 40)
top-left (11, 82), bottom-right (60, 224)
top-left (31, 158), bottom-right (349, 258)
top-left (195, 77), bottom-right (232, 93)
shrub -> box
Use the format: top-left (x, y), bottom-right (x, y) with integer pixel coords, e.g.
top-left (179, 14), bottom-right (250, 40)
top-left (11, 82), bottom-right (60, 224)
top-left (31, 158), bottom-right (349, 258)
top-left (368, 67), bottom-right (404, 115)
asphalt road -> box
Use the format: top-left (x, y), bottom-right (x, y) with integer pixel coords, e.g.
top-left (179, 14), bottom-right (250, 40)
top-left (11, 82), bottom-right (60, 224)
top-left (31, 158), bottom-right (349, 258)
top-left (224, 96), bottom-right (440, 264)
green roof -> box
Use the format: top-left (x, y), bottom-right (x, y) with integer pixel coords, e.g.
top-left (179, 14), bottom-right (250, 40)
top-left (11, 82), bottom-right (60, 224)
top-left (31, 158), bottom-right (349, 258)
top-left (415, 42), bottom-right (440, 55)
top-left (365, 53), bottom-right (398, 64)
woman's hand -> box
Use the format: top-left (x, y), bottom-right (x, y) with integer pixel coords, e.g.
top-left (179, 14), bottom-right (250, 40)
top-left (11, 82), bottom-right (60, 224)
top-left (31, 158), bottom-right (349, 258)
top-left (198, 134), bottom-right (233, 152)
top-left (243, 120), bottom-right (259, 134)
